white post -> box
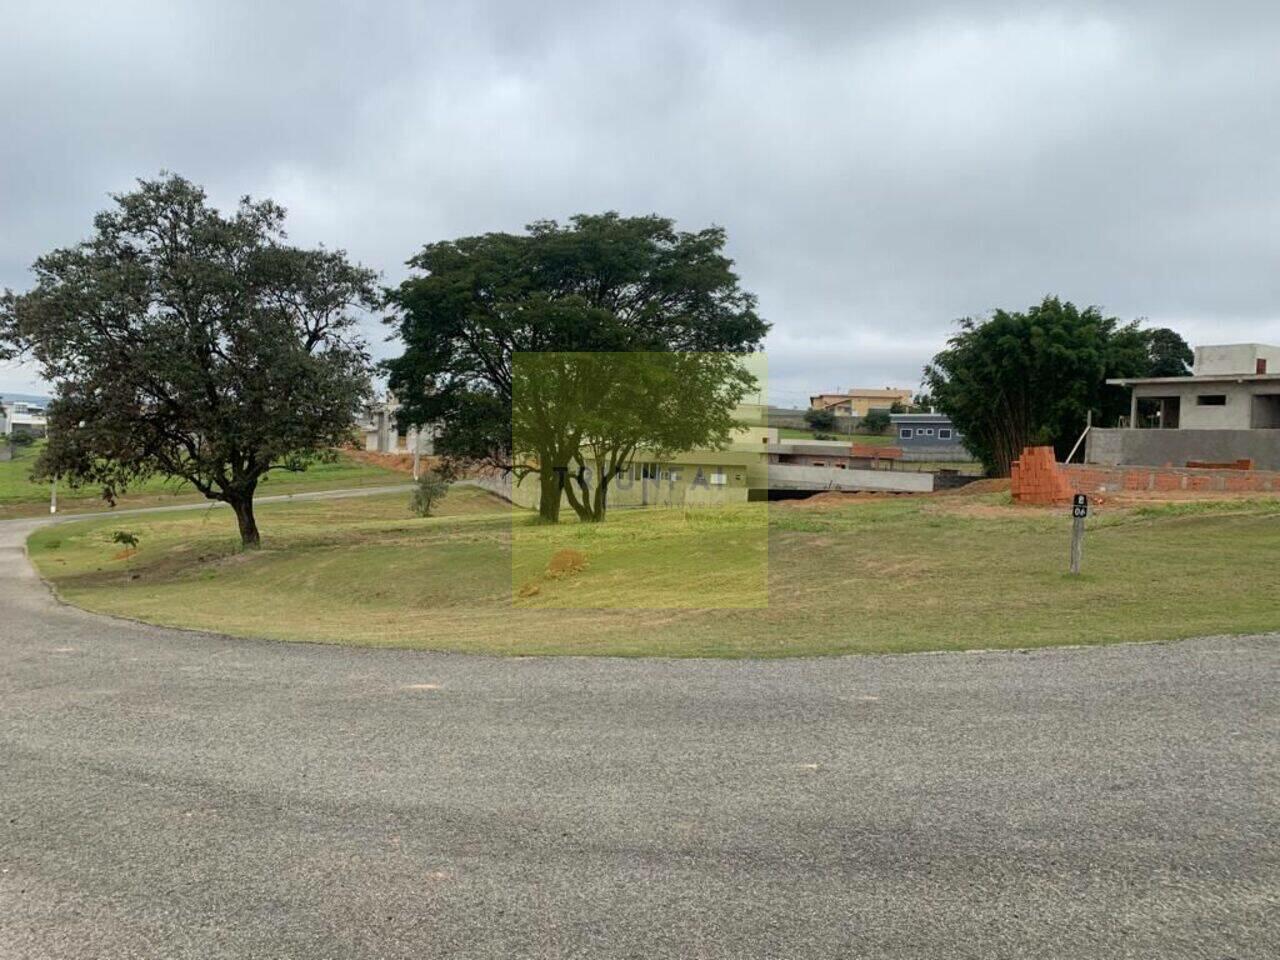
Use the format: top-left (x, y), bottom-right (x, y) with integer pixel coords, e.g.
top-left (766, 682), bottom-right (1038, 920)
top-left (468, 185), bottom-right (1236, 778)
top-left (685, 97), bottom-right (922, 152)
top-left (1069, 515), bottom-right (1085, 574)
top-left (1064, 410), bottom-right (1092, 465)
top-left (412, 428), bottom-right (422, 481)
top-left (49, 417), bottom-right (58, 514)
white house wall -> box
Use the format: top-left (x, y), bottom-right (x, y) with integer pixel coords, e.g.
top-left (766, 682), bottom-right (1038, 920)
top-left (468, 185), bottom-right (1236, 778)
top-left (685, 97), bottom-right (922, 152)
top-left (1193, 343), bottom-right (1280, 376)
top-left (1133, 382), bottom-right (1256, 429)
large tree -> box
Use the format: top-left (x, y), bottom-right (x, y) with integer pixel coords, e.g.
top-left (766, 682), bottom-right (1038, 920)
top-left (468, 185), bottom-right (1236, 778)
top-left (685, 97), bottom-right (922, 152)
top-left (383, 213), bottom-right (768, 520)
top-left (511, 351), bottom-right (754, 522)
top-left (1142, 327), bottom-right (1194, 377)
top-left (0, 174), bottom-right (376, 546)
top-left (923, 297), bottom-right (1155, 476)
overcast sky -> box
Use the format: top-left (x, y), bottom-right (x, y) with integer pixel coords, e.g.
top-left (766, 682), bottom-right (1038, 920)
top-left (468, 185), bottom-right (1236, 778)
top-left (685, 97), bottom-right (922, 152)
top-left (3, 1), bottom-right (1279, 407)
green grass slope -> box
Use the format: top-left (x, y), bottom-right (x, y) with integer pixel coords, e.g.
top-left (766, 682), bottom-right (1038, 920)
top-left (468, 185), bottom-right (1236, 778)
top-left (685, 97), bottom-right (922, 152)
top-left (27, 489), bottom-right (1280, 657)
top-left (1, 441), bottom-right (405, 518)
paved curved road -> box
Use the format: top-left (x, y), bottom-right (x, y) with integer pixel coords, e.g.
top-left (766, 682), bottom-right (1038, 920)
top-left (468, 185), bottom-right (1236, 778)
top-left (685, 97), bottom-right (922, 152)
top-left (1, 504), bottom-right (1277, 958)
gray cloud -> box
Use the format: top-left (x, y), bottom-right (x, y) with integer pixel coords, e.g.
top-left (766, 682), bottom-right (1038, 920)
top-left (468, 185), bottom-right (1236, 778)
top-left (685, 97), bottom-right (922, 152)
top-left (3, 0), bottom-right (1279, 405)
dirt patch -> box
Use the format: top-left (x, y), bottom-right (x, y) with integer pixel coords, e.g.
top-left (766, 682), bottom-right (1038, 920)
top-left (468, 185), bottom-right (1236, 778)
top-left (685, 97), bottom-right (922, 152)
top-left (932, 477), bottom-right (1010, 496)
top-left (343, 450), bottom-right (437, 475)
top-left (777, 479), bottom-right (1010, 511)
top-left (547, 549), bottom-right (588, 577)
top-left (776, 490), bottom-right (917, 510)
top-left (926, 500), bottom-right (1046, 519)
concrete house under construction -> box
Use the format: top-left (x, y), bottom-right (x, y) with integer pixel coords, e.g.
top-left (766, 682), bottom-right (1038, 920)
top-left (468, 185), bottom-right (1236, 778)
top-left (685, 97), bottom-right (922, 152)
top-left (1088, 342), bottom-right (1280, 470)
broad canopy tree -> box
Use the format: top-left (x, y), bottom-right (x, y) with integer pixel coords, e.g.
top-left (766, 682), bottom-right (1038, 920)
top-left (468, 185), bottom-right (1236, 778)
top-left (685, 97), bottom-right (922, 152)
top-left (1143, 326), bottom-right (1194, 377)
top-left (0, 174), bottom-right (376, 546)
top-left (923, 297), bottom-right (1190, 476)
top-left (383, 213), bottom-right (768, 521)
top-left (512, 351), bottom-right (755, 522)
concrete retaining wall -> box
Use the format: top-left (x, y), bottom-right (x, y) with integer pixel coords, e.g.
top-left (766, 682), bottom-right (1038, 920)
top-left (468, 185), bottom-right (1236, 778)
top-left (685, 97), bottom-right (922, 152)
top-left (465, 471), bottom-right (514, 503)
top-left (1087, 428), bottom-right (1280, 471)
top-left (767, 464), bottom-right (934, 493)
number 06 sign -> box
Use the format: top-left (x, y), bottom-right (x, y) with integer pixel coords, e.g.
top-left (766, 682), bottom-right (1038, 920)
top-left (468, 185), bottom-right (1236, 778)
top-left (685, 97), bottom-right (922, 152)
top-left (1069, 494), bottom-right (1088, 574)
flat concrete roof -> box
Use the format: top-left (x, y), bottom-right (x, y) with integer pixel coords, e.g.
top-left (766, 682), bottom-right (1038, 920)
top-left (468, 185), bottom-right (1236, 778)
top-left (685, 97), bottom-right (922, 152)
top-left (1106, 373), bottom-right (1280, 387)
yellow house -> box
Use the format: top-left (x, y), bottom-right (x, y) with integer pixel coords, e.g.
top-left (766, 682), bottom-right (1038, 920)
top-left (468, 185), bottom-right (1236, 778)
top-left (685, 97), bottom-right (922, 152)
top-left (809, 387), bottom-right (913, 417)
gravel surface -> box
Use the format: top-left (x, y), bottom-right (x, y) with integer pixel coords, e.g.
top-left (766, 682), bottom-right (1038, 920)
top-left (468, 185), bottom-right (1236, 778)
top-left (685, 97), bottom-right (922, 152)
top-left (1, 507), bottom-right (1277, 958)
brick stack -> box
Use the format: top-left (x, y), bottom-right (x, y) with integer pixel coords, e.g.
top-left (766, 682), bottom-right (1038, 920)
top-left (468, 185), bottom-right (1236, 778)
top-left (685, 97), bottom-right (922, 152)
top-left (1010, 446), bottom-right (1073, 505)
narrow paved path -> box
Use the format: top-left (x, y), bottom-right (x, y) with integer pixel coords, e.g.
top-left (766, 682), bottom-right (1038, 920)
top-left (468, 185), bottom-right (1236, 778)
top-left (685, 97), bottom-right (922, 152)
top-left (1, 498), bottom-right (1276, 958)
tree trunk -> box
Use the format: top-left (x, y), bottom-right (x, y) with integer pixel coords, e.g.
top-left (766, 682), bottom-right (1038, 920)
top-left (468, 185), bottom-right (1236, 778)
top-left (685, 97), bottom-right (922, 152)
top-left (229, 495), bottom-right (261, 548)
top-left (538, 470), bottom-right (562, 523)
top-left (590, 471), bottom-right (610, 522)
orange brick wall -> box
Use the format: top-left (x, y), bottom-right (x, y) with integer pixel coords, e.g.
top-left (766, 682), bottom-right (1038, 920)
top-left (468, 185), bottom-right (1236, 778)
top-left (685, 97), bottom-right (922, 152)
top-left (1010, 446), bottom-right (1280, 504)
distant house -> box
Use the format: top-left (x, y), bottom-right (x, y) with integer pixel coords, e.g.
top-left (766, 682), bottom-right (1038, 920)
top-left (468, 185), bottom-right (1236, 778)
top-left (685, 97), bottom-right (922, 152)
top-left (358, 394), bottom-right (437, 455)
top-left (890, 413), bottom-right (970, 460)
top-left (766, 439), bottom-right (902, 470)
top-left (1089, 342), bottom-right (1280, 469)
top-left (0, 400), bottom-right (48, 438)
top-left (808, 387), bottom-right (913, 418)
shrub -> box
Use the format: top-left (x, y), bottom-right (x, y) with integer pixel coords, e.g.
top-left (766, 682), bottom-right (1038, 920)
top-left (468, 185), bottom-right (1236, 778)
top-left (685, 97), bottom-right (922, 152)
top-left (111, 530), bottom-right (140, 551)
top-left (804, 408), bottom-right (837, 431)
top-left (411, 470), bottom-right (451, 517)
top-left (862, 409), bottom-right (891, 434)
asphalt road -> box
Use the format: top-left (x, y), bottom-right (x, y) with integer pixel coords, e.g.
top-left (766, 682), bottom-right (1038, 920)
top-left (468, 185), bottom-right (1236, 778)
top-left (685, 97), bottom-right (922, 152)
top-left (1, 505), bottom-right (1277, 958)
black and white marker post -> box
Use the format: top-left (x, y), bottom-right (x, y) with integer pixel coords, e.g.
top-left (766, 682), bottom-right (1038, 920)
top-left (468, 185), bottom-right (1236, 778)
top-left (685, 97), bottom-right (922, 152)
top-left (1069, 493), bottom-right (1088, 574)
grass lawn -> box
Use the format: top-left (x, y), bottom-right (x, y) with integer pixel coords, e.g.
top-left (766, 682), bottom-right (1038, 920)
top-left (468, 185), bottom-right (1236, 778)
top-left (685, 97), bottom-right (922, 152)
top-left (0, 441), bottom-right (406, 519)
top-left (27, 486), bottom-right (1280, 657)
top-left (511, 499), bottom-right (768, 609)
top-left (775, 427), bottom-right (896, 444)
top-left (893, 460), bottom-right (985, 475)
